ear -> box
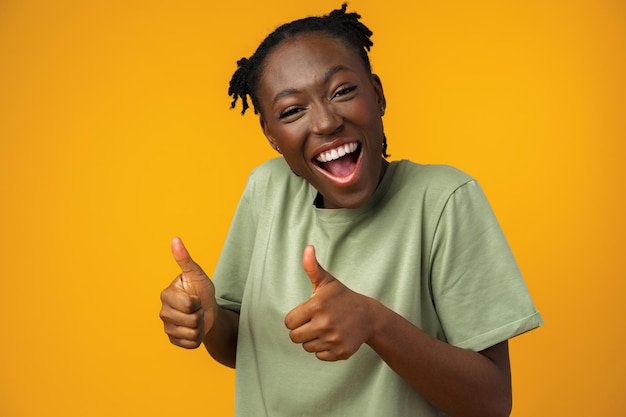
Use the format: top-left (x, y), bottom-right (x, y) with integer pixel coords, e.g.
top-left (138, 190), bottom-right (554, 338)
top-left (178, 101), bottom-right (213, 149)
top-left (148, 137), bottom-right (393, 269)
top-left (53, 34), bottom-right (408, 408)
top-left (371, 74), bottom-right (387, 116)
top-left (260, 117), bottom-right (281, 153)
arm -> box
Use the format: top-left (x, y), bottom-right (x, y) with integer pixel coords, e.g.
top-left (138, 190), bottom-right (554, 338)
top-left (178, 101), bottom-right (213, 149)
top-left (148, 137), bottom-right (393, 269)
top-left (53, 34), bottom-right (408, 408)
top-left (159, 237), bottom-right (239, 368)
top-left (367, 299), bottom-right (511, 417)
top-left (286, 246), bottom-right (512, 417)
top-left (202, 305), bottom-right (239, 368)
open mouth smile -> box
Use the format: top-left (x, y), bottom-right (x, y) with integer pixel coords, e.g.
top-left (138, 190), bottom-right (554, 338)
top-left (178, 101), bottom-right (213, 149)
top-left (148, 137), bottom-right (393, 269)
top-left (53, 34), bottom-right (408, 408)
top-left (316, 142), bottom-right (359, 163)
top-left (313, 141), bottom-right (362, 181)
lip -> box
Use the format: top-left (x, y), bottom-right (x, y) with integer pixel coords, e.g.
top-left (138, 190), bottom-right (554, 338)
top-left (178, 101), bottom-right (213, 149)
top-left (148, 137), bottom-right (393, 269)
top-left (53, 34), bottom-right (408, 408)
top-left (311, 139), bottom-right (363, 186)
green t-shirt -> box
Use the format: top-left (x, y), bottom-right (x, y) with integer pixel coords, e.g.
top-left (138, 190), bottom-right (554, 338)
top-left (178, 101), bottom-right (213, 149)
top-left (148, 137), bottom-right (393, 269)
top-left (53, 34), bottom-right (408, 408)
top-left (213, 158), bottom-right (542, 417)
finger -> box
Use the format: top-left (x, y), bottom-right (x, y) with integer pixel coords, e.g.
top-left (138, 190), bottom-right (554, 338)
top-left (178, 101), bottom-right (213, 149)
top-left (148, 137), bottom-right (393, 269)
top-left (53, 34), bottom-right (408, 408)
top-left (171, 237), bottom-right (200, 274)
top-left (163, 319), bottom-right (203, 340)
top-left (315, 350), bottom-right (341, 362)
top-left (168, 335), bottom-right (203, 350)
top-left (160, 303), bottom-right (202, 327)
top-left (284, 301), bottom-right (312, 330)
top-left (299, 338), bottom-right (345, 361)
top-left (160, 280), bottom-right (202, 313)
top-left (301, 338), bottom-right (323, 353)
top-left (288, 320), bottom-right (318, 343)
top-left (302, 245), bottom-right (332, 292)
top-left (171, 237), bottom-right (203, 295)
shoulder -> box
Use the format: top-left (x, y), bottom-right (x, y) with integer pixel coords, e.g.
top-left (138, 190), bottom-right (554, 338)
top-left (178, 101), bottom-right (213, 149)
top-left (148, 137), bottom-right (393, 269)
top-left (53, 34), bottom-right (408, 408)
top-left (248, 156), bottom-right (291, 177)
top-left (388, 160), bottom-right (475, 198)
top-left (243, 157), bottom-right (308, 201)
top-left (392, 159), bottom-right (472, 183)
top-left (247, 157), bottom-right (291, 184)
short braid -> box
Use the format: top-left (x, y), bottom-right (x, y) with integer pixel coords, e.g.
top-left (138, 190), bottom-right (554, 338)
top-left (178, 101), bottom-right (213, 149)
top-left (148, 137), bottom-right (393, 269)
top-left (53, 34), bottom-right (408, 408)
top-left (327, 3), bottom-right (373, 53)
top-left (228, 58), bottom-right (252, 115)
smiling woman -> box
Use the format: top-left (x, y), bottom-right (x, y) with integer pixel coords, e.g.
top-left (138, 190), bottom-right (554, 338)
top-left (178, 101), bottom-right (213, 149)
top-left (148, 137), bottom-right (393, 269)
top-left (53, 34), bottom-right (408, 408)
top-left (159, 4), bottom-right (543, 417)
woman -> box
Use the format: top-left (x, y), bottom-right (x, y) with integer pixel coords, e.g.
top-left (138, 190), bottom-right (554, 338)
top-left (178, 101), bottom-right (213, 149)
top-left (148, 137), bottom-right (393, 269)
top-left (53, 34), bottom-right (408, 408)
top-left (159, 4), bottom-right (542, 416)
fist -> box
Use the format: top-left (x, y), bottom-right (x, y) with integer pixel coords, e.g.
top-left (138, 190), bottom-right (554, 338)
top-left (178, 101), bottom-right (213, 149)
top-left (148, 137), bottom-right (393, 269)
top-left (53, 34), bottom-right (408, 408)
top-left (284, 246), bottom-right (376, 361)
top-left (159, 237), bottom-right (217, 349)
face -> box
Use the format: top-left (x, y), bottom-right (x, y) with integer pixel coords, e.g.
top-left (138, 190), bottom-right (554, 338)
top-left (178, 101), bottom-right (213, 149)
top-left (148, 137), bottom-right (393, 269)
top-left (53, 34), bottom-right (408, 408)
top-left (257, 33), bottom-right (388, 209)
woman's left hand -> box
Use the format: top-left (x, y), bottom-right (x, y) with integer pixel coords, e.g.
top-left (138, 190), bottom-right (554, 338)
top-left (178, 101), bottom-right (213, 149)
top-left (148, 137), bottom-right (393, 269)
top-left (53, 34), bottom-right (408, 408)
top-left (284, 245), bottom-right (379, 361)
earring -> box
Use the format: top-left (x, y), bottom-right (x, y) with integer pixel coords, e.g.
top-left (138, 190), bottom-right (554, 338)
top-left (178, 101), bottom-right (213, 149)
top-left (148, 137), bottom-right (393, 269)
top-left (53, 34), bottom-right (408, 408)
top-left (382, 134), bottom-right (390, 158)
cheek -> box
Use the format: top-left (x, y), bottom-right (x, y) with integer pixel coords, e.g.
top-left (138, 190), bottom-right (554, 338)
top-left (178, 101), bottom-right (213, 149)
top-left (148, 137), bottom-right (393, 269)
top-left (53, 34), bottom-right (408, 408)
top-left (345, 97), bottom-right (382, 126)
top-left (270, 128), bottom-right (310, 170)
top-left (272, 125), bottom-right (307, 151)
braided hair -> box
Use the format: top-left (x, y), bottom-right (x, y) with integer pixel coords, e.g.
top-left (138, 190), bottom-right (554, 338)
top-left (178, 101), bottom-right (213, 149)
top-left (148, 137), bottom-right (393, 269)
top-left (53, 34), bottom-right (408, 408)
top-left (228, 3), bottom-right (373, 116)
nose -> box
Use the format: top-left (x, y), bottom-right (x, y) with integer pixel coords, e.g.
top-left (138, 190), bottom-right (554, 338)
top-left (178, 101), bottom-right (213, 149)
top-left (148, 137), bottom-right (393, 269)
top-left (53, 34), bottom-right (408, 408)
top-left (310, 101), bottom-right (342, 136)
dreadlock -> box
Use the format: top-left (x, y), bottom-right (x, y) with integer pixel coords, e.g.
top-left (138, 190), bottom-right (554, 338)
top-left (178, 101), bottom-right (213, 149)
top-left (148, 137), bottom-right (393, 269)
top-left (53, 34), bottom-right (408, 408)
top-left (228, 3), bottom-right (373, 116)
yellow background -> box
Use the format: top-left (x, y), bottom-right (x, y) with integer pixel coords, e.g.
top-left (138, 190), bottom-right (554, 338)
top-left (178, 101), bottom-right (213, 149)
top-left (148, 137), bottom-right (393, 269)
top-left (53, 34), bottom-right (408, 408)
top-left (1, 0), bottom-right (624, 415)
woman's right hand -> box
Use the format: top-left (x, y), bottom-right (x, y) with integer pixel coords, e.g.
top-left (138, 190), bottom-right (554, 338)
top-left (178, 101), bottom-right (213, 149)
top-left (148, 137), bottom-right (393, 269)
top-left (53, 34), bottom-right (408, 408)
top-left (159, 237), bottom-right (218, 349)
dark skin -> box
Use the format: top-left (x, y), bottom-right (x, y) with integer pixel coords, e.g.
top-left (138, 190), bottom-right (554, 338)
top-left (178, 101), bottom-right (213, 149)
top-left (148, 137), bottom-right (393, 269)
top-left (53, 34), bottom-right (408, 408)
top-left (159, 33), bottom-right (513, 417)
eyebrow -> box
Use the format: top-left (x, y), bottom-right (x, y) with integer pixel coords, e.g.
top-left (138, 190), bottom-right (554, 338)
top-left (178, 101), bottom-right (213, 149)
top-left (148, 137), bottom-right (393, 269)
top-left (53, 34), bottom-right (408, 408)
top-left (271, 65), bottom-right (352, 106)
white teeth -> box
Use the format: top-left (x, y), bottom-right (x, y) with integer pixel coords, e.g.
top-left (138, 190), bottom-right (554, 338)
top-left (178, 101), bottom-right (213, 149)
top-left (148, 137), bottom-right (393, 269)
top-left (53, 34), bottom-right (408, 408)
top-left (316, 142), bottom-right (358, 163)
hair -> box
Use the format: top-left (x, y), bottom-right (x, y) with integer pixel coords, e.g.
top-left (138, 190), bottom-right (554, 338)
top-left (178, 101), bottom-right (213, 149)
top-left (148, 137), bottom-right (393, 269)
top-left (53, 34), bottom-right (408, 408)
top-left (228, 3), bottom-right (373, 116)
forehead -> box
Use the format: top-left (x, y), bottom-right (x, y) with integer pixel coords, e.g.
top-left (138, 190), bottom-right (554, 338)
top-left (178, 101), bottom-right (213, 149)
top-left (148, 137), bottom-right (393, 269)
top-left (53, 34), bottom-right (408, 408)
top-left (267, 33), bottom-right (360, 64)
top-left (258, 34), bottom-right (366, 93)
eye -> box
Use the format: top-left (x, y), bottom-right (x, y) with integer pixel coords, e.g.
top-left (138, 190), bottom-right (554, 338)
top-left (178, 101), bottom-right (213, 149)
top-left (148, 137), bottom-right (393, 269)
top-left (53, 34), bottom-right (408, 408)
top-left (279, 107), bottom-right (304, 120)
top-left (332, 85), bottom-right (357, 99)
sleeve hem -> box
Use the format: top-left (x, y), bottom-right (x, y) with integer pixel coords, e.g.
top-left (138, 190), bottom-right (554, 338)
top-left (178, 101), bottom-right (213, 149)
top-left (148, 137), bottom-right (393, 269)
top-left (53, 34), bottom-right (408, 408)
top-left (454, 312), bottom-right (544, 352)
top-left (216, 297), bottom-right (242, 314)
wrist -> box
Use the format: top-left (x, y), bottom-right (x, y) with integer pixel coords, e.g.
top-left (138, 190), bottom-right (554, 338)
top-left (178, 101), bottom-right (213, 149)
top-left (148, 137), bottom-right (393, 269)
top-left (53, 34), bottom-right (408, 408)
top-left (365, 296), bottom-right (388, 347)
top-left (203, 299), bottom-right (220, 339)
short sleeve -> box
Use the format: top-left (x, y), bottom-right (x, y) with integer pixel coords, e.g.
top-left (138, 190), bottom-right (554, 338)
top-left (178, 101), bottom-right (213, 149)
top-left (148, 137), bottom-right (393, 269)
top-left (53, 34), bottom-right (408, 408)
top-left (212, 179), bottom-right (258, 313)
top-left (430, 180), bottom-right (542, 351)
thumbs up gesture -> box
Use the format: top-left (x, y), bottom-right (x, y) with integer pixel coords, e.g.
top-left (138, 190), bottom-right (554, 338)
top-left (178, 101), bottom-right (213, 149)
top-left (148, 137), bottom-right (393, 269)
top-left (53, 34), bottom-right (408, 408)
top-left (159, 237), bottom-right (217, 349)
top-left (285, 246), bottom-right (377, 361)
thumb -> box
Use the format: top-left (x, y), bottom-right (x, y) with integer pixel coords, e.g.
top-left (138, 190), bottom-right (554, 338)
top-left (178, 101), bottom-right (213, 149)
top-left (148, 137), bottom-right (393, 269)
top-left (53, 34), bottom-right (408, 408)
top-left (171, 237), bottom-right (205, 295)
top-left (302, 245), bottom-right (333, 292)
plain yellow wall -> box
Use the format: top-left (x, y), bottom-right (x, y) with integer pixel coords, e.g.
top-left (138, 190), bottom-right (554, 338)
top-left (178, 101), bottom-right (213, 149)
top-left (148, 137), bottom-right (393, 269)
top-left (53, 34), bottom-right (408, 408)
top-left (1, 0), bottom-right (624, 415)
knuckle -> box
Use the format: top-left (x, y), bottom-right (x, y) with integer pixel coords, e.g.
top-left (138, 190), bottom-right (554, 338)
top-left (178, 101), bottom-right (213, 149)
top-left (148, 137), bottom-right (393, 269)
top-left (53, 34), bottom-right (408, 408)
top-left (335, 347), bottom-right (349, 360)
top-left (289, 330), bottom-right (301, 344)
top-left (309, 299), bottom-right (324, 314)
top-left (179, 295), bottom-right (198, 314)
top-left (160, 288), bottom-right (173, 304)
top-left (179, 296), bottom-right (192, 312)
top-left (187, 327), bottom-right (200, 342)
top-left (159, 308), bottom-right (177, 326)
top-left (317, 315), bottom-right (333, 331)
top-left (158, 308), bottom-right (167, 322)
top-left (162, 323), bottom-right (174, 337)
top-left (187, 312), bottom-right (201, 328)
